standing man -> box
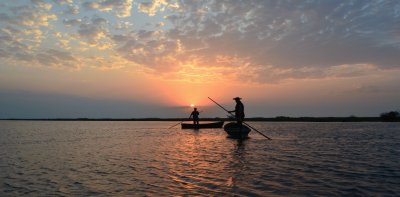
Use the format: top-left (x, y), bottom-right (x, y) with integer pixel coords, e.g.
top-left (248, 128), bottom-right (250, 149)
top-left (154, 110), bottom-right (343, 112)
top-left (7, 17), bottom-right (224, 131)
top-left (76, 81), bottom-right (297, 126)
top-left (229, 97), bottom-right (245, 125)
top-left (189, 107), bottom-right (200, 125)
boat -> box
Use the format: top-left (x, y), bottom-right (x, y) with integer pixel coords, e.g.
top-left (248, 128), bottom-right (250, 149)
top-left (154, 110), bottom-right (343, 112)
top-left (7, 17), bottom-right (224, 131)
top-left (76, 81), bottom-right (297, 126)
top-left (223, 122), bottom-right (251, 139)
top-left (181, 121), bottom-right (224, 129)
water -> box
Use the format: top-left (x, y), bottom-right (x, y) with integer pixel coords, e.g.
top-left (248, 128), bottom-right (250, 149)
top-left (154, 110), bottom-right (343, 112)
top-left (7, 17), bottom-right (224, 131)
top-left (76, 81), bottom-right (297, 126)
top-left (1, 121), bottom-right (399, 196)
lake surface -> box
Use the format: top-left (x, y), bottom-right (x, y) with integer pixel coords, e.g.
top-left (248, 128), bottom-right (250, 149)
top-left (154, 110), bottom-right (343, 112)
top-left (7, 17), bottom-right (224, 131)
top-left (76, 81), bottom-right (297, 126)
top-left (1, 121), bottom-right (399, 196)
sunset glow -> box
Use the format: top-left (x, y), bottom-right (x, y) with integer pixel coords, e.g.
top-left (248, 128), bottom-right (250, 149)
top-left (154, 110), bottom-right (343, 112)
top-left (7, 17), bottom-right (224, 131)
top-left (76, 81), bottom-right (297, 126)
top-left (1, 1), bottom-right (400, 118)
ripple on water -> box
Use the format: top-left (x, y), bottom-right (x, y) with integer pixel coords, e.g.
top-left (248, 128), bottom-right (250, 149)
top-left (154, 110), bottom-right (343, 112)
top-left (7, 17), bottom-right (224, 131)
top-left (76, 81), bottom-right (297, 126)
top-left (0, 121), bottom-right (399, 196)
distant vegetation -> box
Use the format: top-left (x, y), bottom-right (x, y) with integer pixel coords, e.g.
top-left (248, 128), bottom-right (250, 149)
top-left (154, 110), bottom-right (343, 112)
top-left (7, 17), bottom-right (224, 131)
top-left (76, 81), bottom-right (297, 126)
top-left (3, 111), bottom-right (400, 122)
top-left (245, 116), bottom-right (379, 122)
top-left (380, 111), bottom-right (400, 122)
top-left (0, 117), bottom-right (382, 122)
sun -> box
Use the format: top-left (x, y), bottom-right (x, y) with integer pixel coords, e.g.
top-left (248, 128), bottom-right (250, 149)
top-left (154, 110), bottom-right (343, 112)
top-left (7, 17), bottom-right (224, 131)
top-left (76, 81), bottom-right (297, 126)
top-left (190, 104), bottom-right (195, 107)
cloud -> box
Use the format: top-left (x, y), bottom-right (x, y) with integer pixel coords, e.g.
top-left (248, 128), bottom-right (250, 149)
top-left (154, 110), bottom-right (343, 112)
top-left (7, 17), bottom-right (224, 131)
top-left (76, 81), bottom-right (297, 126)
top-left (2, 4), bottom-right (57, 27)
top-left (31, 0), bottom-right (53, 10)
top-left (115, 30), bottom-right (183, 72)
top-left (53, 0), bottom-right (73, 4)
top-left (110, 0), bottom-right (400, 83)
top-left (76, 16), bottom-right (112, 47)
top-left (241, 63), bottom-right (383, 84)
top-left (0, 23), bottom-right (79, 68)
top-left (83, 0), bottom-right (133, 17)
top-left (65, 4), bottom-right (80, 14)
top-left (83, 54), bottom-right (128, 70)
top-left (35, 49), bottom-right (79, 68)
top-left (327, 64), bottom-right (380, 78)
top-left (138, 0), bottom-right (168, 16)
top-left (0, 28), bottom-right (15, 44)
top-left (21, 28), bottom-right (44, 44)
top-left (114, 21), bottom-right (133, 30)
top-left (3, 48), bottom-right (80, 69)
top-left (14, 52), bottom-right (36, 62)
top-left (0, 48), bottom-right (10, 58)
top-left (1, 0), bottom-right (400, 84)
top-left (63, 18), bottom-right (81, 27)
top-left (0, 26), bottom-right (32, 55)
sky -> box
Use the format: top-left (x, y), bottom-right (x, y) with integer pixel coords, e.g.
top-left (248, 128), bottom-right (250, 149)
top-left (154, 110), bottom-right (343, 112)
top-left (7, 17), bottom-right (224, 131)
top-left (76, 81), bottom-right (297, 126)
top-left (0, 0), bottom-right (400, 118)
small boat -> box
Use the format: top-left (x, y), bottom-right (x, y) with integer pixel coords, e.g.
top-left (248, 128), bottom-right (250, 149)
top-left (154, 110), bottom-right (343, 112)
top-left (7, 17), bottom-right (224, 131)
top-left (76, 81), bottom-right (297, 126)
top-left (181, 121), bottom-right (224, 129)
top-left (223, 122), bottom-right (251, 139)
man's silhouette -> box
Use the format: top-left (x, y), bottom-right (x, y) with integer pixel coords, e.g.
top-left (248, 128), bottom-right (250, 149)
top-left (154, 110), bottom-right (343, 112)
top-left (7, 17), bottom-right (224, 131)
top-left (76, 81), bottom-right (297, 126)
top-left (229, 97), bottom-right (245, 125)
top-left (189, 108), bottom-right (200, 125)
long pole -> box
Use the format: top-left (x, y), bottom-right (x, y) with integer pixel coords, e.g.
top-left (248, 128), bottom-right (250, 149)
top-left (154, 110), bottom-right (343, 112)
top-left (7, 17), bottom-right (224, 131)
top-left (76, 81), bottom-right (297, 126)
top-left (168, 115), bottom-right (191, 129)
top-left (208, 97), bottom-right (272, 140)
top-left (168, 120), bottom-right (185, 129)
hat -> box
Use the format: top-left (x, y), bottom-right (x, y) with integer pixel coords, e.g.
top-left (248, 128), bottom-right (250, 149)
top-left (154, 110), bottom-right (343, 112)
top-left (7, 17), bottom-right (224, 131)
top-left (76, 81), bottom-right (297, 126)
top-left (233, 97), bottom-right (241, 100)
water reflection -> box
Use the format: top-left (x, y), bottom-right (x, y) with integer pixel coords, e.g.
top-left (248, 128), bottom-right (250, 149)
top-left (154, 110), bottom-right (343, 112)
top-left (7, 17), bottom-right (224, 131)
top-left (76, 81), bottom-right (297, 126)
top-left (1, 121), bottom-right (399, 196)
top-left (226, 139), bottom-right (248, 189)
top-left (161, 129), bottom-right (228, 195)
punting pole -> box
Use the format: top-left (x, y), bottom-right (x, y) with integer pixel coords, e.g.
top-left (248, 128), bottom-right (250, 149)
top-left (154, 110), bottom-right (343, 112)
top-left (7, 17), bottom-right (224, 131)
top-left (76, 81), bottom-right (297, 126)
top-left (208, 97), bottom-right (272, 140)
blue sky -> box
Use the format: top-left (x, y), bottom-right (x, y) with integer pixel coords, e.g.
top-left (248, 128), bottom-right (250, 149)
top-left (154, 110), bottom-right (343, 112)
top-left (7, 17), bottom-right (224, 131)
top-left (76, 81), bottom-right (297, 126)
top-left (1, 0), bottom-right (400, 118)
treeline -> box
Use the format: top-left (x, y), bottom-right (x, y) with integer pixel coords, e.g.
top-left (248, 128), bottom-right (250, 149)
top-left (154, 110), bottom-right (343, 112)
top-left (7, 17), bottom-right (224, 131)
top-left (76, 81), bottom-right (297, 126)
top-left (3, 111), bottom-right (399, 122)
top-left (1, 116), bottom-right (397, 122)
top-left (380, 111), bottom-right (400, 122)
top-left (245, 116), bottom-right (380, 122)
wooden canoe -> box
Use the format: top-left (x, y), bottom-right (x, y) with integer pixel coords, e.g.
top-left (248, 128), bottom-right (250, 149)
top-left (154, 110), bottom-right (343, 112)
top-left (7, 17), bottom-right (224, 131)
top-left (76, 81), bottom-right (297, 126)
top-left (223, 122), bottom-right (251, 139)
top-left (181, 121), bottom-right (224, 129)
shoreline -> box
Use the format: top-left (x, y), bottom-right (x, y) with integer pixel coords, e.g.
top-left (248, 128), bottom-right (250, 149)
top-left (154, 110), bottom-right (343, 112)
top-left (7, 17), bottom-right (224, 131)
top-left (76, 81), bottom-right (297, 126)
top-left (1, 117), bottom-right (397, 122)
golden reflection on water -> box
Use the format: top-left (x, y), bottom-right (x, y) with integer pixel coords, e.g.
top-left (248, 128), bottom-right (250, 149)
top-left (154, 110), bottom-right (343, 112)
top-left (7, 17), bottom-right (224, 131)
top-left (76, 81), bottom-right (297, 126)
top-left (4, 121), bottom-right (398, 196)
top-left (227, 140), bottom-right (247, 188)
top-left (160, 131), bottom-right (249, 194)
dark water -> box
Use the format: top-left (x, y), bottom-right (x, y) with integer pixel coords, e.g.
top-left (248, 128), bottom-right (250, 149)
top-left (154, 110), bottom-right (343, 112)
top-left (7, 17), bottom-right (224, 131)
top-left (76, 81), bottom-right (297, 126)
top-left (0, 121), bottom-right (399, 196)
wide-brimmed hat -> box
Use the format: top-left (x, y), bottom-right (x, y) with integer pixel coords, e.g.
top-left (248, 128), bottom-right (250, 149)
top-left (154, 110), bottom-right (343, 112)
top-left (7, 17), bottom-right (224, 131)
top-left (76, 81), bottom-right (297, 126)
top-left (233, 97), bottom-right (242, 100)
